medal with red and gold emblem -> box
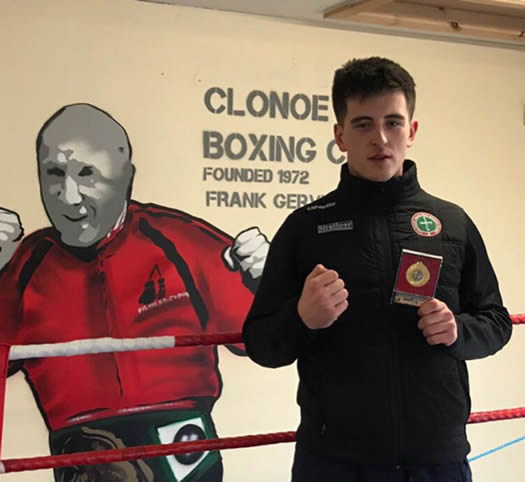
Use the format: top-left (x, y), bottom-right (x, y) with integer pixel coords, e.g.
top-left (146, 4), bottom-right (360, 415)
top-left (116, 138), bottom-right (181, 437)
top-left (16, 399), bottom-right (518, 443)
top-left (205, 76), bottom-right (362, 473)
top-left (392, 249), bottom-right (443, 306)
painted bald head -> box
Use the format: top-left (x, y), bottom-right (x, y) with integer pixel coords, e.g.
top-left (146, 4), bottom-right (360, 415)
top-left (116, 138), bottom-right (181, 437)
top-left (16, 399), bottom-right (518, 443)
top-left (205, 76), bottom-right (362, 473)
top-left (36, 104), bottom-right (135, 247)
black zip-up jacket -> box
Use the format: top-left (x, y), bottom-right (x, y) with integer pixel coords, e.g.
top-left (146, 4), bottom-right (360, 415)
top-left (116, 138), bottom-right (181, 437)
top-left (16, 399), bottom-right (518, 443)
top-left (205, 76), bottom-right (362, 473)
top-left (242, 160), bottom-right (512, 465)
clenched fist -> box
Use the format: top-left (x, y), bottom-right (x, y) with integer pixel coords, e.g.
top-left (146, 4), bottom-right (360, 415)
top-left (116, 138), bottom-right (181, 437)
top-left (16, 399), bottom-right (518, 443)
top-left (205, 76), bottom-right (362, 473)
top-left (417, 298), bottom-right (457, 346)
top-left (298, 264), bottom-right (349, 330)
top-left (0, 207), bottom-right (23, 271)
top-left (223, 226), bottom-right (269, 293)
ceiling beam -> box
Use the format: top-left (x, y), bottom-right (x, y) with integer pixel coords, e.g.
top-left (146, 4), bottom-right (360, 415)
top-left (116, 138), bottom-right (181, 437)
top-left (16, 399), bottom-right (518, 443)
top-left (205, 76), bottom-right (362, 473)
top-left (381, 2), bottom-right (525, 31)
top-left (323, 0), bottom-right (393, 18)
top-left (460, 0), bottom-right (525, 9)
top-left (346, 11), bottom-right (525, 42)
top-left (323, 0), bottom-right (525, 43)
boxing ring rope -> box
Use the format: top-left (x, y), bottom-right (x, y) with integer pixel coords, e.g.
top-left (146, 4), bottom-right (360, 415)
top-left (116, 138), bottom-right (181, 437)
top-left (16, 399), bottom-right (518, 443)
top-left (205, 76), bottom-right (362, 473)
top-left (8, 314), bottom-right (525, 361)
top-left (0, 432), bottom-right (296, 474)
top-left (0, 314), bottom-right (523, 475)
top-left (8, 333), bottom-right (243, 360)
top-left (0, 409), bottom-right (524, 474)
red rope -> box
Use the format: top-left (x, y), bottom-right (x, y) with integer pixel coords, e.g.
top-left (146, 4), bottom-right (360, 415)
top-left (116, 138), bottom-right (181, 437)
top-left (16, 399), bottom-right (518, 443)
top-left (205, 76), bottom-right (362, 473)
top-left (176, 332), bottom-right (242, 346)
top-left (1, 432), bottom-right (296, 473)
top-left (176, 314), bottom-right (524, 347)
top-left (2, 407), bottom-right (525, 474)
top-left (467, 407), bottom-right (525, 424)
top-left (511, 314), bottom-right (525, 325)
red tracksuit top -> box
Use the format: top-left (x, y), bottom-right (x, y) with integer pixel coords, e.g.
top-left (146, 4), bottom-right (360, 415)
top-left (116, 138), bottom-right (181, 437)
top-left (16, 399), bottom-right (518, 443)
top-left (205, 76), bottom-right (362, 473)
top-left (0, 201), bottom-right (253, 431)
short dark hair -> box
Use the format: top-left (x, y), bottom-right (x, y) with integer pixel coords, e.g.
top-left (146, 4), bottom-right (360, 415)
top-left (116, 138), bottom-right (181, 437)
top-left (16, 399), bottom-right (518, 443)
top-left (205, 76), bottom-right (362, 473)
top-left (332, 57), bottom-right (416, 124)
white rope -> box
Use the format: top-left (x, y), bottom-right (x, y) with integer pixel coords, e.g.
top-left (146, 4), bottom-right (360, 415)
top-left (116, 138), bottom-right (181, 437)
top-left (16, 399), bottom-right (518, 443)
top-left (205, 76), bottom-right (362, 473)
top-left (8, 336), bottom-right (176, 361)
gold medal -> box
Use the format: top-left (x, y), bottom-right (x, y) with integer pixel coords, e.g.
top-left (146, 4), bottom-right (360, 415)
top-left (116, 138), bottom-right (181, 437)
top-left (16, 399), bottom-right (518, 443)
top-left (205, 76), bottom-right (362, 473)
top-left (406, 261), bottom-right (430, 288)
top-left (393, 249), bottom-right (443, 307)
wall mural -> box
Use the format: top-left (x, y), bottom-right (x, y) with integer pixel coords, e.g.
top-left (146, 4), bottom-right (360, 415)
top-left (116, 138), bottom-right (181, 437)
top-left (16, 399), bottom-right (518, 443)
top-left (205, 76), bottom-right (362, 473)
top-left (0, 103), bottom-right (271, 482)
top-left (0, 82), bottom-right (336, 481)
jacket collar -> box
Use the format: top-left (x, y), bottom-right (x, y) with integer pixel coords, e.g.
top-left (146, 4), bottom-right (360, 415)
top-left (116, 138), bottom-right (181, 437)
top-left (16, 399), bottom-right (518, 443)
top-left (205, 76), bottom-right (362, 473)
top-left (336, 159), bottom-right (421, 207)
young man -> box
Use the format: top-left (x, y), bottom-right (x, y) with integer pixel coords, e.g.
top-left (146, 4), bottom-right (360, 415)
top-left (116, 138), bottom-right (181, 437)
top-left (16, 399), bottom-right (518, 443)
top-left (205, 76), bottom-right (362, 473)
top-left (242, 57), bottom-right (512, 482)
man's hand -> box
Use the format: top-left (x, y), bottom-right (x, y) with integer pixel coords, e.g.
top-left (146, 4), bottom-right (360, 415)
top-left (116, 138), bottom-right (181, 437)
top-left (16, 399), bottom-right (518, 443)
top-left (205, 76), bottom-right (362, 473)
top-left (0, 207), bottom-right (23, 271)
top-left (417, 298), bottom-right (457, 346)
top-left (223, 227), bottom-right (269, 292)
top-left (298, 264), bottom-right (349, 330)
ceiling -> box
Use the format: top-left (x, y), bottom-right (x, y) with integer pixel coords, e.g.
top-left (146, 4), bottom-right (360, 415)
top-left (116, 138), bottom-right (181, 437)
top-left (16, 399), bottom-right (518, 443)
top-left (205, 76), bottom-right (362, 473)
top-left (139, 0), bottom-right (525, 49)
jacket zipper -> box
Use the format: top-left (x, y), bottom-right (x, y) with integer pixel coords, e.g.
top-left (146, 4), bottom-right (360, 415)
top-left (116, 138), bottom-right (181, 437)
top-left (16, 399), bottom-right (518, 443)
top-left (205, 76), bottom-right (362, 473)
top-left (97, 258), bottom-right (124, 399)
top-left (378, 206), bottom-right (404, 464)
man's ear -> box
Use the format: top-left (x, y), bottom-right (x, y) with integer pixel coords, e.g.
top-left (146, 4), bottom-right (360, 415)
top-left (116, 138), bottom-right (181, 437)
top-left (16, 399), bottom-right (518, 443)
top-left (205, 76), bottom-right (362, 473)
top-left (334, 123), bottom-right (348, 152)
top-left (407, 120), bottom-right (419, 148)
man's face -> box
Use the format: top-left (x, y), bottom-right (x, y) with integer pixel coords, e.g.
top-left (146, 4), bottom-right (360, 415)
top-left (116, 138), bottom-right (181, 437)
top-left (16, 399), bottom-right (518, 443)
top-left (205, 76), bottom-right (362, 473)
top-left (334, 91), bottom-right (418, 182)
top-left (39, 139), bottom-right (132, 247)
